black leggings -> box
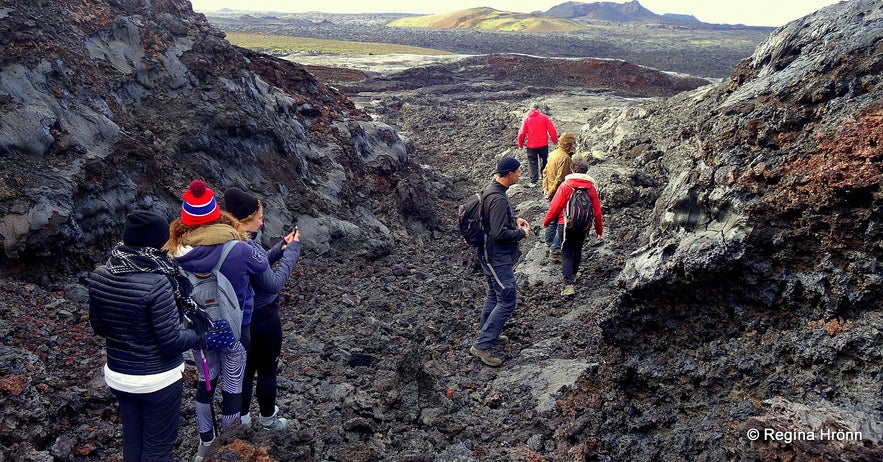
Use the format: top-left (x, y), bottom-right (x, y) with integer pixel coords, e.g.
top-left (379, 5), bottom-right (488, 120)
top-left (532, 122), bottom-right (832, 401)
top-left (241, 301), bottom-right (283, 418)
top-left (561, 227), bottom-right (588, 284)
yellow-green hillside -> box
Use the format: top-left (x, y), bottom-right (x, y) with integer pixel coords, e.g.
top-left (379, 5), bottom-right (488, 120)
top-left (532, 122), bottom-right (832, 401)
top-left (224, 31), bottom-right (454, 55)
top-left (387, 7), bottom-right (587, 33)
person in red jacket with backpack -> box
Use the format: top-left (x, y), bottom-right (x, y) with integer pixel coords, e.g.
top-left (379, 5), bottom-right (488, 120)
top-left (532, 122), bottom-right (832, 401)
top-left (517, 102), bottom-right (559, 186)
top-left (542, 156), bottom-right (603, 296)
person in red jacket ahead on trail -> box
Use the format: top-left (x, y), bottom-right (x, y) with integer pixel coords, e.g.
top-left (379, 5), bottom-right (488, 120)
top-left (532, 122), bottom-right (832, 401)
top-left (517, 102), bottom-right (559, 186)
top-left (542, 156), bottom-right (603, 297)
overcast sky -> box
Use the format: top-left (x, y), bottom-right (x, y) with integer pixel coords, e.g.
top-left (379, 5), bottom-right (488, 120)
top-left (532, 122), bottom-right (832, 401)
top-left (188, 0), bottom-right (844, 27)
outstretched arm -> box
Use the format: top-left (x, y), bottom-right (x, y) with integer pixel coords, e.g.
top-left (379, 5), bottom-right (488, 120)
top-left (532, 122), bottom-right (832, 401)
top-left (251, 238), bottom-right (301, 294)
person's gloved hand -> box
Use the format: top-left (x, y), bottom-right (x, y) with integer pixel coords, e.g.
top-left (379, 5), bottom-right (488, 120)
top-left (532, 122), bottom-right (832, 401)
top-left (239, 324), bottom-right (251, 351)
top-left (191, 319), bottom-right (205, 338)
top-left (188, 323), bottom-right (205, 350)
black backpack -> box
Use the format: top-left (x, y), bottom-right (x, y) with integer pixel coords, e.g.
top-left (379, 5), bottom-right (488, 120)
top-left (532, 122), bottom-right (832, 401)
top-left (458, 191), bottom-right (487, 247)
top-left (564, 187), bottom-right (593, 232)
top-left (458, 189), bottom-right (502, 247)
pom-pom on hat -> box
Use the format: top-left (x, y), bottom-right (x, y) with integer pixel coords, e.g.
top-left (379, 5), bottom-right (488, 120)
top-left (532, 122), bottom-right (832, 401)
top-left (496, 156), bottom-right (521, 176)
top-left (123, 210), bottom-right (170, 249)
top-left (223, 188), bottom-right (261, 221)
top-left (181, 179), bottom-right (221, 226)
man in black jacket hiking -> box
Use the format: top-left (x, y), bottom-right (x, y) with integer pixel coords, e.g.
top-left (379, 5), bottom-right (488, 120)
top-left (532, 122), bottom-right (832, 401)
top-left (470, 156), bottom-right (531, 367)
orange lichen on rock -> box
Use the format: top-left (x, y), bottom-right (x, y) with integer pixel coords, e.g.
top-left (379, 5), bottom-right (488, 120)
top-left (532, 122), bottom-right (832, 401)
top-left (808, 318), bottom-right (845, 336)
top-left (215, 439), bottom-right (273, 462)
top-left (0, 375), bottom-right (28, 396)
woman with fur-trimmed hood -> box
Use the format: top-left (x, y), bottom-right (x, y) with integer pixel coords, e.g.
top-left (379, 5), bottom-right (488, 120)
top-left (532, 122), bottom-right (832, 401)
top-left (166, 180), bottom-right (270, 461)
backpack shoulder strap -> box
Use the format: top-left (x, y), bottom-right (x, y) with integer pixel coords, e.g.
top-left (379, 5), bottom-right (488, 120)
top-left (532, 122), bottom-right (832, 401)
top-left (479, 187), bottom-right (504, 206)
top-left (213, 240), bottom-right (239, 272)
top-left (478, 188), bottom-right (505, 222)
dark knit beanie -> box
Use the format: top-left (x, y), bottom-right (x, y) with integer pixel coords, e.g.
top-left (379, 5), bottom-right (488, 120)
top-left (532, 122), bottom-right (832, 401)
top-left (496, 156), bottom-right (521, 175)
top-left (223, 188), bottom-right (261, 221)
top-left (123, 210), bottom-right (170, 249)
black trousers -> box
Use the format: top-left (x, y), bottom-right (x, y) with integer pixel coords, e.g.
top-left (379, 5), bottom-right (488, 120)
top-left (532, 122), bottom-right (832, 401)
top-left (561, 227), bottom-right (588, 284)
top-left (526, 145), bottom-right (549, 183)
top-left (241, 301), bottom-right (283, 418)
top-left (111, 378), bottom-right (183, 462)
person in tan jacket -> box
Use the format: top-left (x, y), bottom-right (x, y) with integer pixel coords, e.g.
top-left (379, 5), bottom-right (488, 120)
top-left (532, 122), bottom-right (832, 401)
top-left (542, 133), bottom-right (577, 254)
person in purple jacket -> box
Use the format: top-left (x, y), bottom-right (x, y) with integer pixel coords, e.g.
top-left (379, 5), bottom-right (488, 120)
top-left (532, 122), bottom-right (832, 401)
top-left (165, 180), bottom-right (269, 461)
top-left (223, 188), bottom-right (301, 432)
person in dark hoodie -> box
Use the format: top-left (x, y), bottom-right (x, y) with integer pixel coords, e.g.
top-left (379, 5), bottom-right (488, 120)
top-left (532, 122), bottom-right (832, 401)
top-left (165, 180), bottom-right (270, 462)
top-left (516, 102), bottom-right (559, 186)
top-left (542, 156), bottom-right (604, 296)
top-left (470, 156), bottom-right (531, 367)
top-left (223, 187), bottom-right (301, 432)
top-left (89, 210), bottom-right (203, 462)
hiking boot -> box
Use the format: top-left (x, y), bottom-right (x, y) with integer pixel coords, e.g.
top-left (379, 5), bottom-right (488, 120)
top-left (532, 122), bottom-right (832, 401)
top-left (561, 285), bottom-right (576, 297)
top-left (240, 412), bottom-right (251, 426)
top-left (193, 439), bottom-right (213, 462)
top-left (549, 248), bottom-right (561, 261)
top-left (496, 334), bottom-right (509, 343)
top-left (260, 406), bottom-right (289, 431)
top-left (470, 345), bottom-right (502, 367)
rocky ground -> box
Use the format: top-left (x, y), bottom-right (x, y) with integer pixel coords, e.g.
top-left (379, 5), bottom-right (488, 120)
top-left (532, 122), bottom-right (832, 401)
top-left (0, 56), bottom-right (650, 461)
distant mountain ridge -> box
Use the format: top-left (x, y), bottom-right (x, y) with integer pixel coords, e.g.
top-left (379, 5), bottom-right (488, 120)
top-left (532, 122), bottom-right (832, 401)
top-left (547, 0), bottom-right (663, 22)
top-left (547, 0), bottom-right (769, 27)
top-left (388, 1), bottom-right (768, 32)
top-left (387, 7), bottom-right (586, 32)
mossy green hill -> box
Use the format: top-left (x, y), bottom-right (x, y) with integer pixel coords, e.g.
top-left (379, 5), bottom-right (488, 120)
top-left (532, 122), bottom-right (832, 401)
top-left (224, 32), bottom-right (453, 55)
top-left (387, 7), bottom-right (587, 32)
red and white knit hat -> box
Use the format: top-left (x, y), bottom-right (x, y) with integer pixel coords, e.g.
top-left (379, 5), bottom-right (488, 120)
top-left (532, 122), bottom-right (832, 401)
top-left (181, 180), bottom-right (221, 226)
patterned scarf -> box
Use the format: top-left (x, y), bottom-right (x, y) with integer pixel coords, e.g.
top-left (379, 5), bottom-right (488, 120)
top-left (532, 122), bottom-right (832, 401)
top-left (105, 244), bottom-right (201, 317)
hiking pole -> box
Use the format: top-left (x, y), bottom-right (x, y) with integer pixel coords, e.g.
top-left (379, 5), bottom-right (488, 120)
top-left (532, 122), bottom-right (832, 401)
top-left (199, 343), bottom-right (219, 436)
top-left (200, 345), bottom-right (211, 392)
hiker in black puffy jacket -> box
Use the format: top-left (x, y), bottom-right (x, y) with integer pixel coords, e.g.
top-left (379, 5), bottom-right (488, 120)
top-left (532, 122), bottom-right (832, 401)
top-left (89, 210), bottom-right (203, 462)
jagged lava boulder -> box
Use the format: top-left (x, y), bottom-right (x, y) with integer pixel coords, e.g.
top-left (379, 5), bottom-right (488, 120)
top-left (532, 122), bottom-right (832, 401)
top-left (0, 0), bottom-right (432, 279)
top-left (562, 0), bottom-right (883, 460)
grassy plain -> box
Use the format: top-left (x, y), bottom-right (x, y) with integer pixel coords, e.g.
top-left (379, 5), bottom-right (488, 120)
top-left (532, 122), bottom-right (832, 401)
top-left (223, 31), bottom-right (453, 55)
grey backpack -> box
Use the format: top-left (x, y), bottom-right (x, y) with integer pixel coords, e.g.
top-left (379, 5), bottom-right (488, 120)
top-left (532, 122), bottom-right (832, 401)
top-left (184, 241), bottom-right (242, 345)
